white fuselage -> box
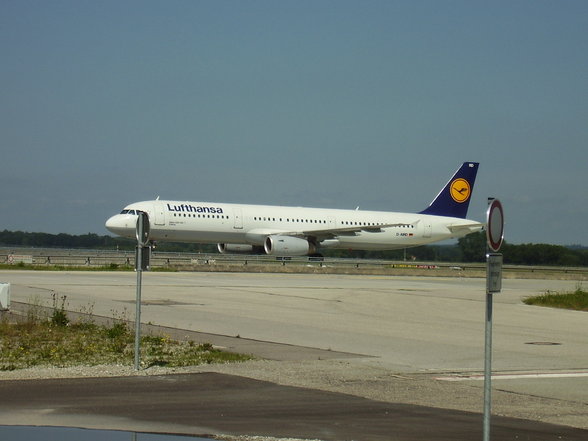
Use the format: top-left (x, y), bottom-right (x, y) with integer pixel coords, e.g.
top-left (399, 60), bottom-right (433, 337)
top-left (105, 199), bottom-right (483, 252)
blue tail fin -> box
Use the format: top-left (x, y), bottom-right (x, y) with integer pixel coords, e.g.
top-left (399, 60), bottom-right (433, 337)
top-left (419, 162), bottom-right (479, 218)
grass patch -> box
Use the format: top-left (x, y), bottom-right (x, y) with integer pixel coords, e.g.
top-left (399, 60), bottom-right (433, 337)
top-left (0, 300), bottom-right (252, 371)
top-left (523, 286), bottom-right (588, 311)
top-left (0, 263), bottom-right (177, 272)
top-left (0, 263), bottom-right (132, 271)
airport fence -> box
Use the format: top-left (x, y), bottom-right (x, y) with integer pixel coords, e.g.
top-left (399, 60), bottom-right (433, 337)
top-left (0, 247), bottom-right (586, 279)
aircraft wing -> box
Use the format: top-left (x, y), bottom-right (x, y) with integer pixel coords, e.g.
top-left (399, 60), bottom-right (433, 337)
top-left (282, 221), bottom-right (420, 242)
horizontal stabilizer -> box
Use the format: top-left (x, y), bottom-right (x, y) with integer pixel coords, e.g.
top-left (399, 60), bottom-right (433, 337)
top-left (447, 222), bottom-right (485, 234)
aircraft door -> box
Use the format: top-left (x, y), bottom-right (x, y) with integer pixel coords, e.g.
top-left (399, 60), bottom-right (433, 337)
top-left (153, 203), bottom-right (165, 226)
top-left (233, 208), bottom-right (243, 229)
top-left (423, 222), bottom-right (432, 238)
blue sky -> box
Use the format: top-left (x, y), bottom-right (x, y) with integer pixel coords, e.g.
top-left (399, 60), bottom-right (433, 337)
top-left (1, 1), bottom-right (587, 245)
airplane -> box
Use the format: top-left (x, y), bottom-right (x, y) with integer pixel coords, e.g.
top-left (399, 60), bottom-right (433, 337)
top-left (105, 162), bottom-right (484, 256)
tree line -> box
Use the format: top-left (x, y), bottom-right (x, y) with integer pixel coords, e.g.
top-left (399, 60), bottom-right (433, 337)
top-left (0, 229), bottom-right (586, 266)
top-left (456, 231), bottom-right (588, 266)
top-left (0, 230), bottom-right (217, 253)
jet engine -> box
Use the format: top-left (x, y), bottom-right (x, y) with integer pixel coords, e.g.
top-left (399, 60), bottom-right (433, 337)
top-left (217, 243), bottom-right (264, 254)
top-left (264, 236), bottom-right (316, 256)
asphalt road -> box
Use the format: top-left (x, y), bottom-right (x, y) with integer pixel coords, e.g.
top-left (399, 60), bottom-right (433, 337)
top-left (1, 372), bottom-right (587, 441)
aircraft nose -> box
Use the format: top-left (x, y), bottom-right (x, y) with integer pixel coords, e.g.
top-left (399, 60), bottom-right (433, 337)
top-left (105, 214), bottom-right (132, 236)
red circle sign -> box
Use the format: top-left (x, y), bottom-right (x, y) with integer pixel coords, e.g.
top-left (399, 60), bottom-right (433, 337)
top-left (486, 199), bottom-right (504, 252)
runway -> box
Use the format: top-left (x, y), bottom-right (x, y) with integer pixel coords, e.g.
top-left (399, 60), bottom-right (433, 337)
top-left (4, 270), bottom-right (585, 371)
top-left (1, 270), bottom-right (587, 437)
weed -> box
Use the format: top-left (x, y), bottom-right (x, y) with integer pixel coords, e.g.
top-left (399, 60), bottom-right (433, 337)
top-left (25, 295), bottom-right (46, 325)
top-left (1, 295), bottom-right (252, 370)
top-left (75, 302), bottom-right (96, 328)
top-left (50, 293), bottom-right (69, 327)
top-left (104, 322), bottom-right (129, 339)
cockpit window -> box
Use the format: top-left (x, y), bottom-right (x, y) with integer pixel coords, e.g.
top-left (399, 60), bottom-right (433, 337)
top-left (120, 209), bottom-right (137, 215)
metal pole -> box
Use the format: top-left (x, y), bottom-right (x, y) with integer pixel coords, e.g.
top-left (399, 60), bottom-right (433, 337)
top-left (483, 288), bottom-right (493, 441)
top-left (134, 253), bottom-right (142, 370)
top-left (134, 215), bottom-right (143, 371)
top-left (483, 197), bottom-right (493, 441)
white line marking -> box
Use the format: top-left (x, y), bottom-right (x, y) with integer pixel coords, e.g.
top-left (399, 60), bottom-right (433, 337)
top-left (435, 372), bottom-right (588, 381)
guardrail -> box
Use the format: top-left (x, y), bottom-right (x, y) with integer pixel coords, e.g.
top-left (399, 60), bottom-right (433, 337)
top-left (0, 247), bottom-right (586, 278)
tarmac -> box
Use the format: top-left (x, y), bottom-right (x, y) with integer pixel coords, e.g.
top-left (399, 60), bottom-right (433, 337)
top-left (1, 270), bottom-right (587, 440)
top-left (1, 372), bottom-right (587, 441)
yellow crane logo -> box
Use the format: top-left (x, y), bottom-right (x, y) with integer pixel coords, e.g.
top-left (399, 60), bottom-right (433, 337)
top-left (450, 178), bottom-right (471, 203)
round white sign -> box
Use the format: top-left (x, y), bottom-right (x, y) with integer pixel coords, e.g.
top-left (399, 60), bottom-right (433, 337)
top-left (486, 199), bottom-right (504, 252)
